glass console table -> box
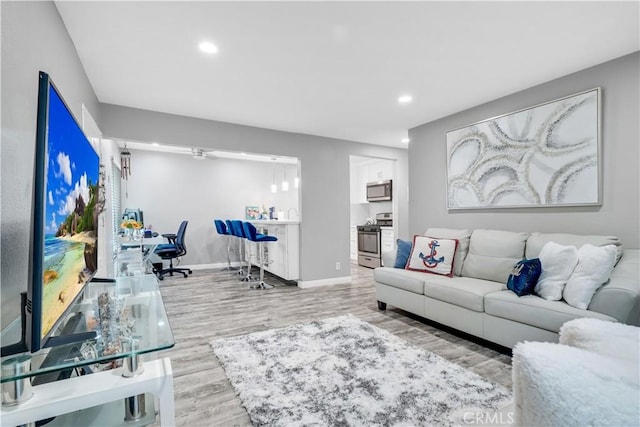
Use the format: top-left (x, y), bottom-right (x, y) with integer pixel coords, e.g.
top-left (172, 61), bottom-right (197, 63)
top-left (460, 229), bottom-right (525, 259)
top-left (0, 274), bottom-right (175, 427)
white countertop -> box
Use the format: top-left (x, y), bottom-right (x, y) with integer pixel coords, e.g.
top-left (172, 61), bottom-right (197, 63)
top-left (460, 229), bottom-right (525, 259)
top-left (251, 219), bottom-right (300, 225)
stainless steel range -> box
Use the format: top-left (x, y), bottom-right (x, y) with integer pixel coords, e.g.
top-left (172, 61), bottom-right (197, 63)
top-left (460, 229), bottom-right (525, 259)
top-left (357, 213), bottom-right (392, 268)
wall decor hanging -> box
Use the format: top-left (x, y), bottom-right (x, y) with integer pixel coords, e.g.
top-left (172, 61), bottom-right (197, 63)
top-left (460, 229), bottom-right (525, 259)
top-left (446, 88), bottom-right (601, 209)
top-left (120, 142), bottom-right (132, 180)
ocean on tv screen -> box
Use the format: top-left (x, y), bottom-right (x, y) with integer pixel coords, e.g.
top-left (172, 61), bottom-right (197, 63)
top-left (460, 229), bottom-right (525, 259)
top-left (40, 85), bottom-right (100, 339)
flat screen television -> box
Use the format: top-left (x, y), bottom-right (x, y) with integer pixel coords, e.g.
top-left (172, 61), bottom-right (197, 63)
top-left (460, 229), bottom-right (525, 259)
top-left (21, 71), bottom-right (101, 353)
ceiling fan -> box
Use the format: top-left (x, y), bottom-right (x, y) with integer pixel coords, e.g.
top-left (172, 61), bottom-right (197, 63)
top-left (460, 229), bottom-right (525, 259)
top-left (116, 139), bottom-right (296, 164)
top-left (191, 148), bottom-right (216, 160)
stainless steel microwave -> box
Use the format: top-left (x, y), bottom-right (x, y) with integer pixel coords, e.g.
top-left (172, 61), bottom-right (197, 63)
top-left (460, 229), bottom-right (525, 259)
top-left (366, 180), bottom-right (392, 202)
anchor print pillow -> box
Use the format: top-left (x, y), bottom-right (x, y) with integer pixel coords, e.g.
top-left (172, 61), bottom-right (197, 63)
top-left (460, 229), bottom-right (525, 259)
top-left (406, 235), bottom-right (459, 277)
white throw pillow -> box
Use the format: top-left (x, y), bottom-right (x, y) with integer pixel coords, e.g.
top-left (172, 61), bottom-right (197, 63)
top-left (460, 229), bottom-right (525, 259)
top-left (563, 244), bottom-right (617, 310)
top-left (534, 241), bottom-right (579, 300)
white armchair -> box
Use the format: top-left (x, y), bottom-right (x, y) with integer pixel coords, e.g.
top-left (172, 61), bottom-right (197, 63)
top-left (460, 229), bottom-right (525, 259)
top-left (512, 318), bottom-right (639, 426)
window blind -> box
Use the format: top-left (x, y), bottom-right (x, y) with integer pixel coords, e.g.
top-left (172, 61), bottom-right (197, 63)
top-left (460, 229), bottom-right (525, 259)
top-left (111, 161), bottom-right (122, 255)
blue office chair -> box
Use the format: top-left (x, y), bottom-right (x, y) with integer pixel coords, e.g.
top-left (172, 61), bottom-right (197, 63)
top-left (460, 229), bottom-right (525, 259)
top-left (230, 219), bottom-right (254, 282)
top-left (154, 220), bottom-right (192, 280)
top-left (213, 219), bottom-right (236, 271)
top-left (242, 221), bottom-right (278, 289)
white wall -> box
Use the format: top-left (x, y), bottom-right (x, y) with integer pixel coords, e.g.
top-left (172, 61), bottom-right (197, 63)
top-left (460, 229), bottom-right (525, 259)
top-left (122, 149), bottom-right (299, 266)
top-left (100, 105), bottom-right (409, 282)
top-left (1, 2), bottom-right (102, 327)
top-left (409, 52), bottom-right (640, 248)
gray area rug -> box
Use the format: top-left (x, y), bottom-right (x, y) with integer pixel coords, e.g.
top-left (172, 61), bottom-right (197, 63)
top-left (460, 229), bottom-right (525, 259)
top-left (211, 314), bottom-right (512, 426)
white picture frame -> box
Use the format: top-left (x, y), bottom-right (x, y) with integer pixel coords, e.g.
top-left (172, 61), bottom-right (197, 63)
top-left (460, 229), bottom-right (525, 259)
top-left (446, 88), bottom-right (601, 210)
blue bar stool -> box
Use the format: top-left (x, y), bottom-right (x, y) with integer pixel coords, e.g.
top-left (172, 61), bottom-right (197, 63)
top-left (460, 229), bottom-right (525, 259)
top-left (213, 219), bottom-right (237, 271)
top-left (242, 221), bottom-right (278, 289)
top-left (230, 219), bottom-right (255, 282)
top-left (227, 220), bottom-right (246, 278)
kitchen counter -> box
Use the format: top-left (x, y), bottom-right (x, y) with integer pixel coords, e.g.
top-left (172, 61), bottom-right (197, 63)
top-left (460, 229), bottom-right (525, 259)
top-left (251, 219), bottom-right (300, 225)
top-left (248, 221), bottom-right (300, 281)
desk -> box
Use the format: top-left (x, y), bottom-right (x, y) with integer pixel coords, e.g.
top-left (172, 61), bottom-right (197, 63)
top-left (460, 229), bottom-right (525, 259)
top-left (117, 236), bottom-right (165, 276)
top-left (119, 236), bottom-right (165, 250)
top-left (141, 236), bottom-right (165, 252)
top-left (0, 275), bottom-right (175, 426)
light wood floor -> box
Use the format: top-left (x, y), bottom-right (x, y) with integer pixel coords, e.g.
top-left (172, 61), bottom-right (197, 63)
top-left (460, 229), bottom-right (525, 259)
top-left (156, 264), bottom-right (512, 426)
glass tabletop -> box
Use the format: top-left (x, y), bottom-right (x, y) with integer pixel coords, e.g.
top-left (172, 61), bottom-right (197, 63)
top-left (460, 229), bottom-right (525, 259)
top-left (0, 274), bottom-right (174, 383)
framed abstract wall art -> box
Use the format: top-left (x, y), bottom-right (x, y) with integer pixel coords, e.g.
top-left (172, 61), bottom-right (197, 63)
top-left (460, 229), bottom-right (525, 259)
top-left (245, 206), bottom-right (260, 220)
top-left (446, 88), bottom-right (601, 210)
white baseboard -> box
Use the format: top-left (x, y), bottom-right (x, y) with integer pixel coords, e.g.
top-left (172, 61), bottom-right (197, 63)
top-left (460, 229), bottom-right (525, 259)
top-left (297, 276), bottom-right (352, 289)
top-left (180, 262), bottom-right (241, 270)
top-left (166, 264), bottom-right (351, 289)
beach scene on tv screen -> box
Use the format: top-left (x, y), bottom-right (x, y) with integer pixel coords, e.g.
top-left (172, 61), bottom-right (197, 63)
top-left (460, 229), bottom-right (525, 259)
top-left (41, 86), bottom-right (100, 339)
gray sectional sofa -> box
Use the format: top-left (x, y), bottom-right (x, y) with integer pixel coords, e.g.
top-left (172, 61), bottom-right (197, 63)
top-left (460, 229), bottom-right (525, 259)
top-left (374, 228), bottom-right (640, 348)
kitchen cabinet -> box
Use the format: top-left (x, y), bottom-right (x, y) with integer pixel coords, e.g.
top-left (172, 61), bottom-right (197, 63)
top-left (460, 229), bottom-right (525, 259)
top-left (357, 166), bottom-right (369, 203)
top-left (380, 228), bottom-right (395, 266)
top-left (367, 160), bottom-right (393, 182)
top-left (350, 226), bottom-right (357, 261)
top-left (352, 159), bottom-right (394, 204)
top-left (251, 221), bottom-right (299, 281)
top-left (349, 163), bottom-right (360, 204)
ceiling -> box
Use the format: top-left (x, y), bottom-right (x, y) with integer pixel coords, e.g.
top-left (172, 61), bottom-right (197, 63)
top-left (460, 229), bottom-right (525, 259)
top-left (56, 1), bottom-right (639, 149)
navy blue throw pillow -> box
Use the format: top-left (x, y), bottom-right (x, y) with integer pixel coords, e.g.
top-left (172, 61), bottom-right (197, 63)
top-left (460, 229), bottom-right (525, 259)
top-left (507, 258), bottom-right (542, 297)
top-left (394, 239), bottom-right (412, 268)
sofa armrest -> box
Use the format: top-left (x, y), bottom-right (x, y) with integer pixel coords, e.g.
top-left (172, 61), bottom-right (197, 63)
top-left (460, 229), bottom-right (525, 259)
top-left (382, 250), bottom-right (396, 268)
top-left (588, 249), bottom-right (640, 325)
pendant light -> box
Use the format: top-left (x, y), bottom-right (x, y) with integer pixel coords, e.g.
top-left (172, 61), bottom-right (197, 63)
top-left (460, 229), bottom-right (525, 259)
top-left (271, 159), bottom-right (277, 193)
top-left (281, 165), bottom-right (289, 191)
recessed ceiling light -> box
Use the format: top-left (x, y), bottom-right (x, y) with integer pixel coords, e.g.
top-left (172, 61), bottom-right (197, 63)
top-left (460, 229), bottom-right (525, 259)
top-left (401, 138), bottom-right (410, 143)
top-left (199, 41), bottom-right (218, 54)
top-left (398, 95), bottom-right (413, 104)
top-left (151, 142), bottom-right (160, 147)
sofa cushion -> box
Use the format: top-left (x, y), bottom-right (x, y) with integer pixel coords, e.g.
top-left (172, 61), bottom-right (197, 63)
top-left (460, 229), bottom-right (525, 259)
top-left (423, 276), bottom-right (505, 312)
top-left (484, 290), bottom-right (616, 333)
top-left (406, 235), bottom-right (458, 277)
top-left (525, 232), bottom-right (622, 264)
top-left (374, 267), bottom-right (427, 294)
top-left (462, 229), bottom-right (528, 284)
top-left (425, 228), bottom-right (472, 277)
